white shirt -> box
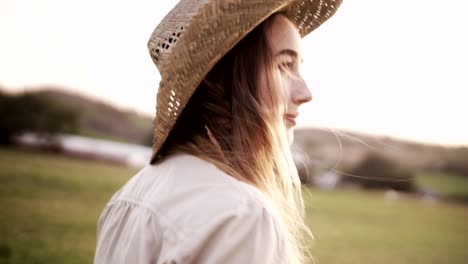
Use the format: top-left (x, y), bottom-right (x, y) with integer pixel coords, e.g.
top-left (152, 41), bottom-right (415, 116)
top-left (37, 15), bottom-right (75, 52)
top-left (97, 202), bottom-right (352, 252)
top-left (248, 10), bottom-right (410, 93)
top-left (95, 153), bottom-right (287, 263)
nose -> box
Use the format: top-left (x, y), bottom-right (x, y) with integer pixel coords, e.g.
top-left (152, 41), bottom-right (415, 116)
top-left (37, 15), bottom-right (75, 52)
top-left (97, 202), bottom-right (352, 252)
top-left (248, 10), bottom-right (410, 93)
top-left (292, 78), bottom-right (312, 105)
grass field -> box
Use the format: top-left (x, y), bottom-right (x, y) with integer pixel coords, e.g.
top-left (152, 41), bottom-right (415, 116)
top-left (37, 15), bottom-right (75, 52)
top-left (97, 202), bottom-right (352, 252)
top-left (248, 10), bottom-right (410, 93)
top-left (415, 171), bottom-right (468, 199)
top-left (1, 147), bottom-right (467, 263)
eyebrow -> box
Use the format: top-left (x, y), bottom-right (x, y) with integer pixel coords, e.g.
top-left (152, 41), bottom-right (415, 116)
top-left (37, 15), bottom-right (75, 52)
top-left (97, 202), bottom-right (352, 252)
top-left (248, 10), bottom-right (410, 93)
top-left (275, 49), bottom-right (303, 63)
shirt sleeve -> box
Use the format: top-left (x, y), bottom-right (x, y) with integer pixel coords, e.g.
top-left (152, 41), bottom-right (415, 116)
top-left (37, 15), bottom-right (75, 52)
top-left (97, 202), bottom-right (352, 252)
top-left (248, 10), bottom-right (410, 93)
top-left (94, 198), bottom-right (287, 264)
top-left (94, 201), bottom-right (163, 264)
top-left (166, 201), bottom-right (288, 264)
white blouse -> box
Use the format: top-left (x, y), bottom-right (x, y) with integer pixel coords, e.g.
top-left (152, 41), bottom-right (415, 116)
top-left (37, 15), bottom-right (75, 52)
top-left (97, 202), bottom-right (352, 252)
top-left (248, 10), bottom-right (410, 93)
top-left (94, 153), bottom-right (287, 263)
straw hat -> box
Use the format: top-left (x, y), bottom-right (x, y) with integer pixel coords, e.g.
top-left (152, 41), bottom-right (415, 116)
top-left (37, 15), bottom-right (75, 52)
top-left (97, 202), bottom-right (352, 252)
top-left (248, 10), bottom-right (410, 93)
top-left (148, 0), bottom-right (342, 163)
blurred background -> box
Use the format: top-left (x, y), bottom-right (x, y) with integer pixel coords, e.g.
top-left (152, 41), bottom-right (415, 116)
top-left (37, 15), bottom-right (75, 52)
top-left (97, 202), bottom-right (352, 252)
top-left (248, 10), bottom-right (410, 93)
top-left (1, 0), bottom-right (467, 263)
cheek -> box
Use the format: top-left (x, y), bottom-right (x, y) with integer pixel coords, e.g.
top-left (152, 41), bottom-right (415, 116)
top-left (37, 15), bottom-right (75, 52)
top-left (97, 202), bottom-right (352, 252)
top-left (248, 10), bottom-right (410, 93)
top-left (258, 68), bottom-right (289, 109)
top-left (280, 75), bottom-right (294, 103)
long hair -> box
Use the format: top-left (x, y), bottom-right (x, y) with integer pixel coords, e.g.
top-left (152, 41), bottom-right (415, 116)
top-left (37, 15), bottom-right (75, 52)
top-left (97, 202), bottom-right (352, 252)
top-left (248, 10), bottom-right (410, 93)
top-left (159, 14), bottom-right (312, 264)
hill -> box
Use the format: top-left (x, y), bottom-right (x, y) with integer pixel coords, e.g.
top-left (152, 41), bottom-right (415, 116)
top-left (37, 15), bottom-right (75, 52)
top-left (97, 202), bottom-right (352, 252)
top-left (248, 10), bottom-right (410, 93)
top-left (4, 86), bottom-right (467, 177)
top-left (27, 87), bottom-right (153, 145)
top-left (294, 128), bottom-right (468, 177)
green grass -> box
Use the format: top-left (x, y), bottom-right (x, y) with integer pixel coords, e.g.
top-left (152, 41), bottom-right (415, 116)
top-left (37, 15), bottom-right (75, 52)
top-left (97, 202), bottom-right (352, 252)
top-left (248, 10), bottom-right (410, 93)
top-left (415, 171), bottom-right (468, 199)
top-left (1, 147), bottom-right (468, 263)
top-left (0, 147), bottom-right (137, 264)
top-left (304, 189), bottom-right (468, 264)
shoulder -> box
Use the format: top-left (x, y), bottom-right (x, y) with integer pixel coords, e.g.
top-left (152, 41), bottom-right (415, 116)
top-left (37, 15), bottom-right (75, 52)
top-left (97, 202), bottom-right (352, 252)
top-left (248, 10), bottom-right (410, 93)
top-left (96, 153), bottom-right (287, 263)
top-left (107, 153), bottom-right (277, 232)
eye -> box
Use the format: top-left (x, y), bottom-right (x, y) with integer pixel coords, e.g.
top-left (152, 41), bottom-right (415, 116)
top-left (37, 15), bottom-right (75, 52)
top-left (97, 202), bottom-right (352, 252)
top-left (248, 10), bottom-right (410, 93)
top-left (278, 58), bottom-right (301, 76)
top-left (282, 62), bottom-right (294, 69)
top-left (279, 60), bottom-right (294, 72)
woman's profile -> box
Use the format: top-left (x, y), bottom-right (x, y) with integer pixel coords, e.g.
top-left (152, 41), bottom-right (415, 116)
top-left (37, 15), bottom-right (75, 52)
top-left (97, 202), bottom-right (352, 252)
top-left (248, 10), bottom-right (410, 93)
top-left (95, 1), bottom-right (342, 263)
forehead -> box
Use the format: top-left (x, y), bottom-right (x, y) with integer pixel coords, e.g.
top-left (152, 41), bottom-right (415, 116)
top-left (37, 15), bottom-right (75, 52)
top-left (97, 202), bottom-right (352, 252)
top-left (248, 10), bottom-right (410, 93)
top-left (266, 14), bottom-right (303, 58)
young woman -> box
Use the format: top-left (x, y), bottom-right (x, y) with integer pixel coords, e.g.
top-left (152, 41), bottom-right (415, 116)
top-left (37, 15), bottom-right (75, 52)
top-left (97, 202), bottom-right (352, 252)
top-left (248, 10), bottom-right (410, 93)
top-left (95, 1), bottom-right (341, 263)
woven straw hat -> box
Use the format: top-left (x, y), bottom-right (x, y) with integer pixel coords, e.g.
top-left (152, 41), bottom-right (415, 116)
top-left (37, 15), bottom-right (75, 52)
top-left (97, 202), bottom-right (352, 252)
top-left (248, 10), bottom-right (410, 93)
top-left (148, 0), bottom-right (342, 163)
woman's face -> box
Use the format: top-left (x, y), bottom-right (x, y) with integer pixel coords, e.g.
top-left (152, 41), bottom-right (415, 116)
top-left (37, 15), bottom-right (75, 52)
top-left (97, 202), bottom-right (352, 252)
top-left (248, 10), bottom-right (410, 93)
top-left (264, 14), bottom-right (312, 143)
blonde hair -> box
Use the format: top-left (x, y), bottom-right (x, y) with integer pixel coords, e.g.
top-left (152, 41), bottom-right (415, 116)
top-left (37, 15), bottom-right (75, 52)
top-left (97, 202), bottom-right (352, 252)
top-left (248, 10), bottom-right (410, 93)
top-left (159, 14), bottom-right (312, 264)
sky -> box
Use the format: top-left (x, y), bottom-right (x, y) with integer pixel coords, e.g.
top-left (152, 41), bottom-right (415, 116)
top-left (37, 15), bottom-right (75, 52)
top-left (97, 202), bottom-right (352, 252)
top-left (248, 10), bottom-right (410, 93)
top-left (1, 0), bottom-right (467, 147)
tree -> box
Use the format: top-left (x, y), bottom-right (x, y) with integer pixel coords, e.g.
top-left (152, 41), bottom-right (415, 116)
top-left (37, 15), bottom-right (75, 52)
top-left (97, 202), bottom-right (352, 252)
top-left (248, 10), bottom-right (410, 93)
top-left (344, 152), bottom-right (416, 192)
top-left (0, 91), bottom-right (80, 145)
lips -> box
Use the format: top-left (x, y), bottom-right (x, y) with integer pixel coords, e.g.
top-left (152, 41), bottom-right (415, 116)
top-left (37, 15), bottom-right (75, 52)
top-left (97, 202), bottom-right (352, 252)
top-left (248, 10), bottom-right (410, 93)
top-left (284, 114), bottom-right (297, 127)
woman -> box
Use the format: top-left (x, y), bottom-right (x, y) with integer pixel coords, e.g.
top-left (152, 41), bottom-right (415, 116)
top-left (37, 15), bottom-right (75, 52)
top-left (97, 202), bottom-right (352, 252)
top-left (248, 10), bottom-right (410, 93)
top-left (95, 1), bottom-right (341, 263)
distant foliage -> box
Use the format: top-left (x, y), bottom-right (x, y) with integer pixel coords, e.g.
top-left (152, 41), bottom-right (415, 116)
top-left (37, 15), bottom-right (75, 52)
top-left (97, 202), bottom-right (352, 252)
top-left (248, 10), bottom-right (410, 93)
top-left (0, 91), bottom-right (79, 145)
top-left (294, 128), bottom-right (468, 187)
top-left (344, 152), bottom-right (416, 192)
top-left (142, 129), bottom-right (154, 147)
top-left (439, 147), bottom-right (468, 177)
top-left (36, 89), bottom-right (153, 144)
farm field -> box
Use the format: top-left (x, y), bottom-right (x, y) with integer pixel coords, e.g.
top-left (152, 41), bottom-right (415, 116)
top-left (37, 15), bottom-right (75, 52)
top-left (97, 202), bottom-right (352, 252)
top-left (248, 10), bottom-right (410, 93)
top-left (1, 147), bottom-right (467, 264)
